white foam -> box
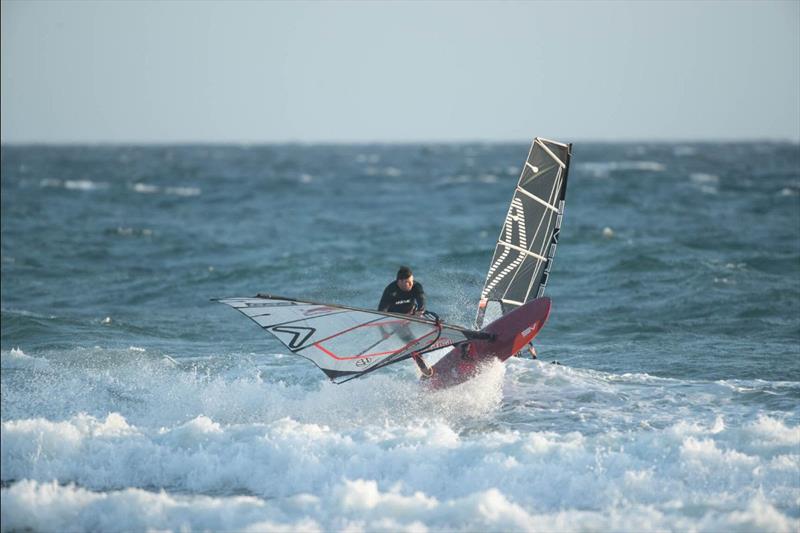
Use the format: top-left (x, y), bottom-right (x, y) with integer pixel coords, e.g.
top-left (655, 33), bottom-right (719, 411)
top-left (3, 405), bottom-right (797, 520)
top-left (63, 179), bottom-right (108, 191)
top-left (115, 227), bottom-right (153, 237)
top-left (743, 415), bottom-right (800, 449)
top-left (2, 478), bottom-right (796, 533)
top-left (673, 146), bottom-right (697, 156)
top-left (434, 175), bottom-right (472, 186)
top-left (690, 172), bottom-right (720, 184)
top-left (165, 186), bottom-right (202, 196)
top-left (1, 348), bottom-right (51, 371)
top-left (132, 183), bottom-right (159, 194)
top-left (385, 167), bottom-right (403, 177)
top-left (356, 153), bottom-right (381, 164)
top-left (2, 348), bottom-right (798, 531)
top-left (579, 161), bottom-right (666, 178)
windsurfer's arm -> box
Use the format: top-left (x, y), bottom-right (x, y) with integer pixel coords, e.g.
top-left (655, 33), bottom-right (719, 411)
top-left (414, 283), bottom-right (426, 313)
top-left (377, 285), bottom-right (392, 312)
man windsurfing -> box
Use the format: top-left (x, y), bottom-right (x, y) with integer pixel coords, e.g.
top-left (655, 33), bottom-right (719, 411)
top-left (378, 266), bottom-right (425, 315)
top-left (378, 266), bottom-right (432, 377)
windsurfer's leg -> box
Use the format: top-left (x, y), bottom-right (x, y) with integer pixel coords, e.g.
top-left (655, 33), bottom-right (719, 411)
top-left (528, 343), bottom-right (537, 359)
top-left (514, 343), bottom-right (537, 359)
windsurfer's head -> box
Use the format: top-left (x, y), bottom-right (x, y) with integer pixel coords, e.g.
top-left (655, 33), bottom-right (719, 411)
top-left (396, 266), bottom-right (414, 291)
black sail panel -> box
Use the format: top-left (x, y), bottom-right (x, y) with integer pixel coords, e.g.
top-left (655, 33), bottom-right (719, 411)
top-left (476, 138), bottom-right (570, 328)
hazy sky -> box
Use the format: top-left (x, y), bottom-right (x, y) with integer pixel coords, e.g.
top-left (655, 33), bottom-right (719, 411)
top-left (2, 0), bottom-right (799, 143)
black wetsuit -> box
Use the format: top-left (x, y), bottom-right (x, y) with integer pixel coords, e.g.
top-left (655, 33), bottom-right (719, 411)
top-left (378, 280), bottom-right (431, 376)
top-left (378, 281), bottom-right (425, 315)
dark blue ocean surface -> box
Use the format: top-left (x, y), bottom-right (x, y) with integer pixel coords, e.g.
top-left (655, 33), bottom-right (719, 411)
top-left (2, 142), bottom-right (799, 531)
top-left (3, 143), bottom-right (798, 378)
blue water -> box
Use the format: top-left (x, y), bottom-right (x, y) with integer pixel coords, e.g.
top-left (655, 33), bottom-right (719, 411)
top-left (2, 142), bottom-right (799, 531)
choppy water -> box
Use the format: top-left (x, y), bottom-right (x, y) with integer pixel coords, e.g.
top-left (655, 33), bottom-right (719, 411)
top-left (2, 142), bottom-right (799, 532)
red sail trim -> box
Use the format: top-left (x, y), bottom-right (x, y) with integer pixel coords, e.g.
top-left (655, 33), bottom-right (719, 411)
top-left (314, 325), bottom-right (438, 361)
top-left (305, 317), bottom-right (412, 347)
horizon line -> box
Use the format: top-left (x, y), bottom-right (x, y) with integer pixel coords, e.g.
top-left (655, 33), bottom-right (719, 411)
top-left (2, 136), bottom-right (799, 147)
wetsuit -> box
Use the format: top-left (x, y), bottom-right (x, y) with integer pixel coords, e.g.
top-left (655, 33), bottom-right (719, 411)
top-left (377, 280), bottom-right (431, 377)
top-left (378, 281), bottom-right (425, 314)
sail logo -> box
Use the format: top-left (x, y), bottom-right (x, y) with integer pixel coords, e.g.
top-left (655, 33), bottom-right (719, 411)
top-left (271, 326), bottom-right (316, 350)
top-left (483, 196), bottom-right (527, 298)
top-left (536, 201), bottom-right (565, 298)
top-left (244, 301), bottom-right (296, 308)
top-left (428, 338), bottom-right (456, 350)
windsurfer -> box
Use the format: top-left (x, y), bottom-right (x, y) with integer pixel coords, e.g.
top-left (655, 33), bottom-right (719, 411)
top-left (378, 266), bottom-right (425, 315)
top-left (378, 266), bottom-right (432, 377)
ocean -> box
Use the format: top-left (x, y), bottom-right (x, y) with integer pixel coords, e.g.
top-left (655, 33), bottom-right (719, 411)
top-left (1, 142), bottom-right (798, 532)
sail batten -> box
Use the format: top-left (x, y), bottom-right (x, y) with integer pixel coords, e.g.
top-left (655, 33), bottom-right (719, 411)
top-left (515, 186), bottom-right (560, 212)
top-left (475, 137), bottom-right (571, 328)
top-left (535, 139), bottom-right (567, 168)
top-left (497, 241), bottom-right (548, 261)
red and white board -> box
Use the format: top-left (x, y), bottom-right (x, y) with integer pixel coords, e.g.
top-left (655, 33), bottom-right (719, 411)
top-left (427, 297), bottom-right (551, 388)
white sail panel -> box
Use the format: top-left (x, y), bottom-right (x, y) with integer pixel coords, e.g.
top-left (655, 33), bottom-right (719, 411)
top-left (218, 295), bottom-right (485, 382)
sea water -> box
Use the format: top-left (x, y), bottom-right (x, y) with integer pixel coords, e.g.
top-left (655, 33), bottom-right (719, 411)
top-left (1, 142), bottom-right (798, 531)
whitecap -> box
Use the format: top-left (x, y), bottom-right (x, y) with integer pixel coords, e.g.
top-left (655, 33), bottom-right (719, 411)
top-left (579, 161), bottom-right (666, 178)
top-left (39, 178), bottom-right (62, 188)
top-left (742, 415), bottom-right (800, 448)
top-left (5, 473), bottom-right (795, 533)
top-left (673, 146), bottom-right (697, 156)
top-left (385, 167), bottom-right (402, 177)
top-left (114, 227), bottom-right (153, 237)
top-left (435, 175), bottom-right (471, 186)
top-left (64, 180), bottom-right (108, 191)
top-left (165, 186), bottom-right (202, 196)
top-left (3, 346), bottom-right (798, 532)
top-left (690, 172), bottom-right (720, 184)
top-left (132, 183), bottom-right (159, 194)
top-left (356, 153), bottom-right (380, 164)
top-left (1, 348), bottom-right (51, 370)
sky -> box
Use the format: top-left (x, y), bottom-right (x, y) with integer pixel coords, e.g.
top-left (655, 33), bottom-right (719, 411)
top-left (1, 0), bottom-right (799, 143)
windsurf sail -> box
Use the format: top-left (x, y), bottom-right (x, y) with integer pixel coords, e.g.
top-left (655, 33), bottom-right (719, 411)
top-left (475, 137), bottom-right (571, 328)
top-left (217, 294), bottom-right (490, 383)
